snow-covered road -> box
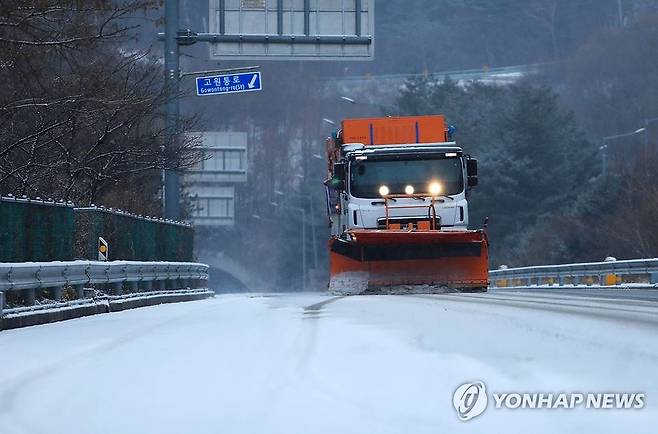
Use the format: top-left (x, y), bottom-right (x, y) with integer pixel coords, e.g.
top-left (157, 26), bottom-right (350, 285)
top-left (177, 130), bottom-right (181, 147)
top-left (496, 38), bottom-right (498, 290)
top-left (1, 290), bottom-right (657, 434)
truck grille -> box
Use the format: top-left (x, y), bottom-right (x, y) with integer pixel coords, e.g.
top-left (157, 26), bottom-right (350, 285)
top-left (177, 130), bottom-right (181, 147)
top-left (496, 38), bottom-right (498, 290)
top-left (376, 216), bottom-right (441, 230)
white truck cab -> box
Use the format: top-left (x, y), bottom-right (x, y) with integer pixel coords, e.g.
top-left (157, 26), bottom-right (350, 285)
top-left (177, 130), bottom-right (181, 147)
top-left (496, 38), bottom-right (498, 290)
top-left (328, 142), bottom-right (478, 237)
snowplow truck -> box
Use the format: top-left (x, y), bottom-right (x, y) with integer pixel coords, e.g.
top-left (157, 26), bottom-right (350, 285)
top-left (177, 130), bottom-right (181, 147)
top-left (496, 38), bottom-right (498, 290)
top-left (324, 115), bottom-right (489, 294)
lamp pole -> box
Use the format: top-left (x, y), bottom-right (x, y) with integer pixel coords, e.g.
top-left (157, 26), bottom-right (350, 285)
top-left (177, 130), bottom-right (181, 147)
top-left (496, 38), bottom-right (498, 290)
top-left (267, 203), bottom-right (308, 292)
top-left (274, 191), bottom-right (319, 270)
top-left (642, 117), bottom-right (658, 149)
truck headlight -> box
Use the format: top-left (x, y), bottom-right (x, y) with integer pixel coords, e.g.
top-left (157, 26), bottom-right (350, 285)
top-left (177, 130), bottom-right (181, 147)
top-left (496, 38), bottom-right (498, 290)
top-left (379, 185), bottom-right (390, 196)
top-left (405, 185), bottom-right (415, 195)
top-left (429, 182), bottom-right (442, 196)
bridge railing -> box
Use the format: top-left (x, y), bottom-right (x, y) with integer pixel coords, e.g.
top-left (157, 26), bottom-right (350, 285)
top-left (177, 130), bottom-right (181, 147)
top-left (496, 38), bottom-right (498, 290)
top-left (0, 261), bottom-right (209, 316)
top-left (490, 258), bottom-right (658, 288)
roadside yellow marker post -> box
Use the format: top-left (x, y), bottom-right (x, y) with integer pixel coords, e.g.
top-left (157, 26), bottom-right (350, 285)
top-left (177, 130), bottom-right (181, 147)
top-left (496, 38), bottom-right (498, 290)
top-left (605, 274), bottom-right (619, 286)
top-left (98, 237), bottom-right (109, 261)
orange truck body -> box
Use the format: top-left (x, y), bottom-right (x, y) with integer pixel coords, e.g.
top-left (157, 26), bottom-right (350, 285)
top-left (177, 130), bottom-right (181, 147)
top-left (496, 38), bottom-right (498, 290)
top-left (341, 115), bottom-right (448, 146)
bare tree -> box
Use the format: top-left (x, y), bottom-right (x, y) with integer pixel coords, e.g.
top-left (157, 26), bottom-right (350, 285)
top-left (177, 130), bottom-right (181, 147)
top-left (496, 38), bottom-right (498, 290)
top-left (0, 1), bottom-right (202, 213)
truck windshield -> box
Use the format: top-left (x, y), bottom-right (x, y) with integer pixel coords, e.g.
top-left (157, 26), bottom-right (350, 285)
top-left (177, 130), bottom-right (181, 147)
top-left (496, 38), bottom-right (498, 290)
top-left (350, 157), bottom-right (464, 198)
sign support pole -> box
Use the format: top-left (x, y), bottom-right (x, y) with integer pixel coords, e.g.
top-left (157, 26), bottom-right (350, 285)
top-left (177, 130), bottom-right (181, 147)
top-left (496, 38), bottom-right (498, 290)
top-left (164, 0), bottom-right (181, 220)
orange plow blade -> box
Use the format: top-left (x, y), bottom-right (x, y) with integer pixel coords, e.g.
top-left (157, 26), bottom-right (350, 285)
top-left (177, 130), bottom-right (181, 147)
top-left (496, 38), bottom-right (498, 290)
top-left (329, 230), bottom-right (489, 294)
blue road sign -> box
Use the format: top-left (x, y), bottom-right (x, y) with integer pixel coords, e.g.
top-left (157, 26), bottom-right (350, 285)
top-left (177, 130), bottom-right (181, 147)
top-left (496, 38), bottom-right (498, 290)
top-left (196, 71), bottom-right (262, 96)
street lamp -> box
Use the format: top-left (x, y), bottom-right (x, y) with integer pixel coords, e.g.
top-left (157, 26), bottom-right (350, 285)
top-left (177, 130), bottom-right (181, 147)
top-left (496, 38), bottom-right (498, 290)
top-left (338, 95), bottom-right (385, 111)
top-left (600, 127), bottom-right (647, 176)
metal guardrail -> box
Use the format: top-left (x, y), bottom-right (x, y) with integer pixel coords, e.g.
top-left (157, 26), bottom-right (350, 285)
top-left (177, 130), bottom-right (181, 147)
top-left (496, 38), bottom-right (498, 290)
top-left (490, 258), bottom-right (658, 288)
top-left (0, 261), bottom-right (209, 316)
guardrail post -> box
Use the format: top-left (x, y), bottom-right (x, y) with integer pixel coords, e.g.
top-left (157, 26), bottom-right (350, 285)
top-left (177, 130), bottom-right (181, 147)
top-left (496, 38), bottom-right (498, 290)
top-left (51, 286), bottom-right (63, 301)
top-left (0, 291), bottom-right (5, 318)
top-left (650, 272), bottom-right (658, 284)
top-left (74, 284), bottom-right (85, 299)
top-left (24, 288), bottom-right (36, 306)
top-left (141, 280), bottom-right (153, 291)
top-left (112, 282), bottom-right (122, 296)
top-left (129, 281), bottom-right (139, 292)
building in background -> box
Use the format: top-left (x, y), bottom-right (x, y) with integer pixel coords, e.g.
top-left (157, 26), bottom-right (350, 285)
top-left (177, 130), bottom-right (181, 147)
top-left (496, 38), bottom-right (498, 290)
top-left (185, 131), bottom-right (248, 227)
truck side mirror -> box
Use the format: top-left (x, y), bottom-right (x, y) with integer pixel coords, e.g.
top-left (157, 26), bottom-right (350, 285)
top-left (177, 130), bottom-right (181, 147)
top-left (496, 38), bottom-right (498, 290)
top-left (326, 178), bottom-right (345, 191)
top-left (333, 162), bottom-right (347, 181)
top-left (467, 158), bottom-right (478, 187)
top-left (324, 162), bottom-right (346, 191)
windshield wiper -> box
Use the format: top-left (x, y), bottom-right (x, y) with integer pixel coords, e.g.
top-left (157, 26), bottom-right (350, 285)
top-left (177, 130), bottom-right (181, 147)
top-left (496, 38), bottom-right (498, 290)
top-left (371, 198), bottom-right (396, 204)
